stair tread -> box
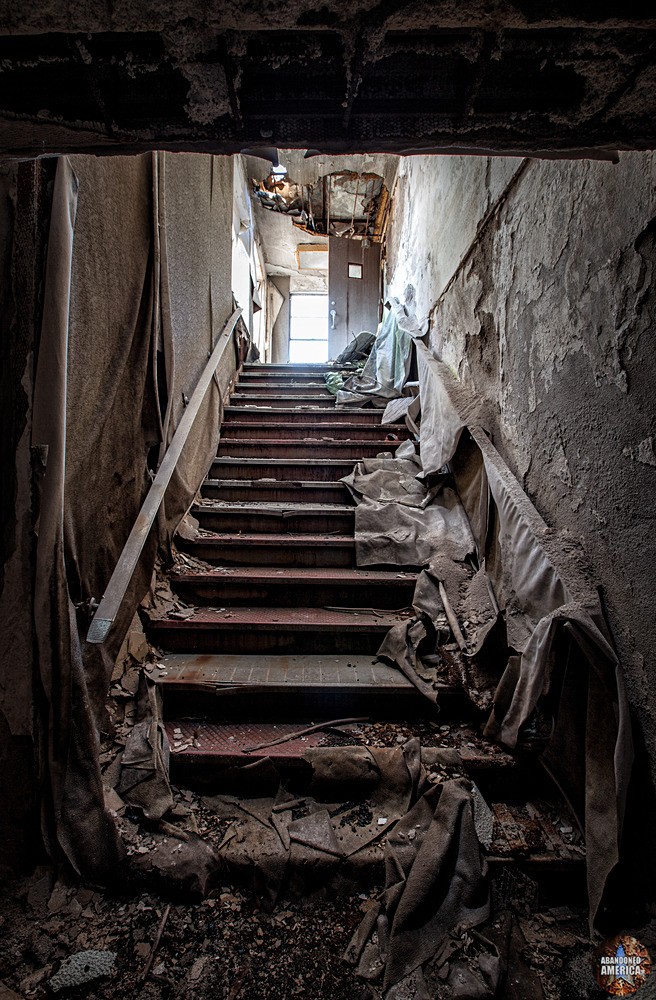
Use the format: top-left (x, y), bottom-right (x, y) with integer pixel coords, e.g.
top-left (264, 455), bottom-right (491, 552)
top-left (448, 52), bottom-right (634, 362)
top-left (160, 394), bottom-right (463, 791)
top-left (152, 653), bottom-right (416, 688)
top-left (223, 421), bottom-right (404, 429)
top-left (222, 424), bottom-right (405, 435)
top-left (166, 720), bottom-right (586, 871)
top-left (237, 380), bottom-right (329, 384)
top-left (230, 393), bottom-right (335, 400)
top-left (162, 720), bottom-right (521, 774)
top-left (171, 567), bottom-right (415, 582)
top-left (166, 719), bottom-right (358, 757)
top-left (194, 502), bottom-right (353, 512)
top-left (238, 377), bottom-right (335, 383)
top-left (212, 458), bottom-right (356, 467)
top-left (201, 481), bottom-right (349, 502)
top-left (224, 407), bottom-right (381, 416)
top-left (221, 438), bottom-right (392, 446)
top-left (243, 364), bottom-right (347, 370)
top-left (150, 606), bottom-right (411, 628)
top-left (192, 532), bottom-right (354, 544)
top-left (205, 479), bottom-right (347, 487)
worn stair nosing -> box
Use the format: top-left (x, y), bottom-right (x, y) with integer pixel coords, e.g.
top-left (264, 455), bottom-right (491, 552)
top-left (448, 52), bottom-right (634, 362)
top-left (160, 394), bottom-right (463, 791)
top-left (151, 606), bottom-right (405, 625)
top-left (230, 393), bottom-right (336, 400)
top-left (224, 406), bottom-right (382, 417)
top-left (242, 364), bottom-right (349, 371)
top-left (190, 532), bottom-right (355, 546)
top-left (221, 422), bottom-right (407, 433)
top-left (217, 440), bottom-right (398, 458)
top-left (204, 479), bottom-right (349, 489)
top-left (201, 480), bottom-right (350, 501)
top-left (194, 502), bottom-right (353, 510)
top-left (151, 653), bottom-right (419, 688)
top-left (207, 459), bottom-right (365, 488)
top-left (171, 568), bottom-right (414, 583)
top-left (213, 457), bottom-right (360, 464)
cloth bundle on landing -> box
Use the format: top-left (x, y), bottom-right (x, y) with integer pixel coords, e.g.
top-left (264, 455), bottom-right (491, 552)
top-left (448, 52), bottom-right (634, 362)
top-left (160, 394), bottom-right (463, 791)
top-left (197, 742), bottom-right (491, 996)
top-left (334, 303), bottom-right (421, 407)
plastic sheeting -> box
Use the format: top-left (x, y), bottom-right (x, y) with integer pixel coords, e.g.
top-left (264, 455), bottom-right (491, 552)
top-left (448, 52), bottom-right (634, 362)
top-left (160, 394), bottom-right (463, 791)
top-left (407, 338), bottom-right (633, 926)
top-left (335, 300), bottom-right (419, 407)
top-left (156, 153), bottom-right (236, 552)
top-left (343, 300), bottom-right (633, 925)
top-left (342, 442), bottom-right (475, 566)
top-left (202, 741), bottom-right (424, 911)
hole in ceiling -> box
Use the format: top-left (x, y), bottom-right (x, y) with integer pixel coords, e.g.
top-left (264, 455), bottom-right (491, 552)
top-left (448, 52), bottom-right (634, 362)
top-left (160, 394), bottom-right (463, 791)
top-left (252, 169), bottom-right (390, 242)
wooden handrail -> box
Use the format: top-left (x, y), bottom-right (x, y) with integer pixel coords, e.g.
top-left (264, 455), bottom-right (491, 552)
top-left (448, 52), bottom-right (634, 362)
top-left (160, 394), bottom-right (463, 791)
top-left (87, 307), bottom-right (242, 644)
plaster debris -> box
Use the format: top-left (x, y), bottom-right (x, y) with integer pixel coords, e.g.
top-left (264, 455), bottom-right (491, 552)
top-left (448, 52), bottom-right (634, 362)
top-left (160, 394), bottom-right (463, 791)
top-left (48, 950), bottom-right (116, 993)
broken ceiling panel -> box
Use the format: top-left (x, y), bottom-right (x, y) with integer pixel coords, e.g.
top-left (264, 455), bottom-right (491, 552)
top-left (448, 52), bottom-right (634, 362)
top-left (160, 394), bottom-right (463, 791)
top-left (253, 170), bottom-right (391, 242)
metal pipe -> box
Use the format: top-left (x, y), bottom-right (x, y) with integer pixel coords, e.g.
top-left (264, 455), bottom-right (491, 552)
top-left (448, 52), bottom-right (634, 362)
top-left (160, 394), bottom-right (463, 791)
top-left (438, 580), bottom-right (467, 652)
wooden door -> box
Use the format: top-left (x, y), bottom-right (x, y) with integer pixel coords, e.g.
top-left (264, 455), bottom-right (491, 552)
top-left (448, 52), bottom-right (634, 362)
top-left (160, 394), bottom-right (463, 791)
top-left (328, 237), bottom-right (381, 359)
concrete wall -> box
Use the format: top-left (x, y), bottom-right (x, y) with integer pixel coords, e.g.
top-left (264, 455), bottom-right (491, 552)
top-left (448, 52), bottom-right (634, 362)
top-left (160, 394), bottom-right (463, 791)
top-left (387, 151), bottom-right (656, 784)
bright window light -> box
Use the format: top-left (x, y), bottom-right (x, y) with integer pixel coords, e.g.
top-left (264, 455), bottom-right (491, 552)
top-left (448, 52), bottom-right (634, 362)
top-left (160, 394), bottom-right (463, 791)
top-left (289, 340), bottom-right (328, 363)
top-left (289, 294), bottom-right (328, 363)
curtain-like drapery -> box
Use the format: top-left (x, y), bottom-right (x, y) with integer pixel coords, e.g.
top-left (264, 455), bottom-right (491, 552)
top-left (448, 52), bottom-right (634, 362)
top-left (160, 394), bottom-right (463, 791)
top-left (31, 153), bottom-right (236, 875)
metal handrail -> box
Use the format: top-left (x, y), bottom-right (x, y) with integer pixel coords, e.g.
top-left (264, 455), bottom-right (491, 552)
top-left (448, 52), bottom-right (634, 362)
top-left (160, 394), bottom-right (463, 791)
top-left (87, 307), bottom-right (242, 644)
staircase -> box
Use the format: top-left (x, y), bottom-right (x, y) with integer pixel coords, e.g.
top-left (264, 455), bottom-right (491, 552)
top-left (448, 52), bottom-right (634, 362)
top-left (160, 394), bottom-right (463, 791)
top-left (148, 362), bottom-right (427, 720)
top-left (144, 363), bottom-right (586, 904)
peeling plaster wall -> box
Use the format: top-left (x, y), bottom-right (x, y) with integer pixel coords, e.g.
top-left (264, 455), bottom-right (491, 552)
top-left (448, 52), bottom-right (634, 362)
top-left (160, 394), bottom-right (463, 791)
top-left (387, 151), bottom-right (656, 787)
top-left (386, 155), bottom-right (522, 327)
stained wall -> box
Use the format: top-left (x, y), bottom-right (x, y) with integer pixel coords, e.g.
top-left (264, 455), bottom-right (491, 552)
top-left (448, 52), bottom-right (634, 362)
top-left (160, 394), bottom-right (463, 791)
top-left (387, 152), bottom-right (656, 792)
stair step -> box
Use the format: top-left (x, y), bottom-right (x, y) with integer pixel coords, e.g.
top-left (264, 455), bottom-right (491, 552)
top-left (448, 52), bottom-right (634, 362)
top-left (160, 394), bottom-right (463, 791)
top-left (148, 606), bottom-right (410, 654)
top-left (181, 532), bottom-right (356, 567)
top-left (242, 364), bottom-right (346, 373)
top-left (217, 439), bottom-right (398, 459)
top-left (152, 654), bottom-right (434, 719)
top-left (238, 372), bottom-right (338, 383)
top-left (170, 566), bottom-right (417, 607)
top-left (229, 394), bottom-right (336, 408)
top-left (202, 479), bottom-right (350, 503)
top-left (165, 719), bottom-right (586, 909)
top-left (193, 503), bottom-right (354, 534)
top-left (221, 422), bottom-right (408, 442)
top-left (165, 722), bottom-right (586, 900)
top-left (235, 382), bottom-right (331, 395)
top-left (161, 719), bottom-right (532, 802)
top-left (210, 458), bottom-right (356, 481)
top-left (223, 406), bottom-right (383, 424)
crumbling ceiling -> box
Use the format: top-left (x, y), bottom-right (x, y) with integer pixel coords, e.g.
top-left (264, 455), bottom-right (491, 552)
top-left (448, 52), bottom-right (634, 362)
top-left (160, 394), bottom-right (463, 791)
top-left (0, 3), bottom-right (655, 156)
